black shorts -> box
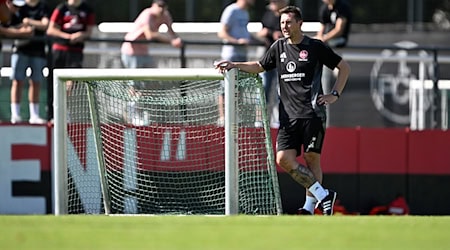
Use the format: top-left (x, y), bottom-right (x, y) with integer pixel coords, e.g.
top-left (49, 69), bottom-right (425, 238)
top-left (52, 50), bottom-right (83, 68)
top-left (276, 117), bottom-right (325, 156)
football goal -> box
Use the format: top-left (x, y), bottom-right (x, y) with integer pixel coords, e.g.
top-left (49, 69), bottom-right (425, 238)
top-left (53, 68), bottom-right (282, 215)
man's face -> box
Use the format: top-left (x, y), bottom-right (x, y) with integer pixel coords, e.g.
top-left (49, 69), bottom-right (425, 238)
top-left (280, 12), bottom-right (302, 39)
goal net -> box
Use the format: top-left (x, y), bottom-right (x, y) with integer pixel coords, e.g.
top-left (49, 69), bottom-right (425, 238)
top-left (53, 68), bottom-right (282, 215)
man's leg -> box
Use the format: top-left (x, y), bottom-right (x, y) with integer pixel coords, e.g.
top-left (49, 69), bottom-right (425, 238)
top-left (300, 152), bottom-right (322, 214)
top-left (28, 56), bottom-right (46, 124)
top-left (10, 53), bottom-right (27, 123)
top-left (10, 79), bottom-right (23, 123)
top-left (28, 79), bottom-right (46, 124)
top-left (276, 149), bottom-right (329, 205)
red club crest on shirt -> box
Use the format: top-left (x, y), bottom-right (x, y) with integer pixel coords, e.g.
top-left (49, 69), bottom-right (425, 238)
top-left (299, 50), bottom-right (308, 60)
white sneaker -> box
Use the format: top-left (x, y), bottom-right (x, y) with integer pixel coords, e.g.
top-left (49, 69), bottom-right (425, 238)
top-left (11, 115), bottom-right (22, 124)
top-left (29, 117), bottom-right (47, 124)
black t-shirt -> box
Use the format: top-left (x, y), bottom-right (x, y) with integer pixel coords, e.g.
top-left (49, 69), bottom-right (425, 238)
top-left (319, 0), bottom-right (352, 40)
top-left (260, 10), bottom-right (280, 49)
top-left (259, 36), bottom-right (342, 121)
top-left (11, 2), bottom-right (50, 57)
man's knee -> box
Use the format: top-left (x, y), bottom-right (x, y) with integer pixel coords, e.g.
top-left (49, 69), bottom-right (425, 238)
top-left (276, 150), bottom-right (297, 171)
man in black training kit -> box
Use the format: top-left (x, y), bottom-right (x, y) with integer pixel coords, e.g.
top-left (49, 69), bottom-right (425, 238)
top-left (215, 6), bottom-right (350, 215)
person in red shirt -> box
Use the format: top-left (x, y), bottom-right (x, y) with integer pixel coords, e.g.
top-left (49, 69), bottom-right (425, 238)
top-left (47, 0), bottom-right (95, 69)
top-left (46, 0), bottom-right (95, 120)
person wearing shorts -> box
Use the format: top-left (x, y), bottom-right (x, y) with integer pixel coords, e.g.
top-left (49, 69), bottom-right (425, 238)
top-left (257, 0), bottom-right (289, 128)
top-left (46, 0), bottom-right (95, 120)
top-left (120, 0), bottom-right (183, 126)
top-left (216, 0), bottom-right (255, 126)
top-left (9, 0), bottom-right (50, 124)
top-left (215, 6), bottom-right (351, 215)
top-left (120, 0), bottom-right (182, 69)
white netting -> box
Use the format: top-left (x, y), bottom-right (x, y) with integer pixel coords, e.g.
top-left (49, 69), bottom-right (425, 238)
top-left (56, 69), bottom-right (281, 215)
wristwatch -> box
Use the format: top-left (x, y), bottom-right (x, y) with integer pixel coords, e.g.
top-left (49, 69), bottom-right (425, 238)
top-left (331, 90), bottom-right (340, 98)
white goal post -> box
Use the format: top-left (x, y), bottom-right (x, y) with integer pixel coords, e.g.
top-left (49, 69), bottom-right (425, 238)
top-left (53, 68), bottom-right (282, 215)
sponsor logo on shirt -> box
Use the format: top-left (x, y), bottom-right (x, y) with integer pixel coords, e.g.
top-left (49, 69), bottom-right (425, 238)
top-left (280, 52), bottom-right (287, 63)
top-left (286, 61), bottom-right (296, 72)
top-left (299, 50), bottom-right (308, 62)
top-left (281, 61), bottom-right (305, 82)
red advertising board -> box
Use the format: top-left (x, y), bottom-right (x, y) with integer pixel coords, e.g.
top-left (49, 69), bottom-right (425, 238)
top-left (1, 123), bottom-right (450, 214)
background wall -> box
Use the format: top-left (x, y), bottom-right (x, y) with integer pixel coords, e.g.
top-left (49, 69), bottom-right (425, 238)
top-left (42, 0), bottom-right (449, 26)
top-left (278, 127), bottom-right (450, 215)
top-left (1, 125), bottom-right (449, 215)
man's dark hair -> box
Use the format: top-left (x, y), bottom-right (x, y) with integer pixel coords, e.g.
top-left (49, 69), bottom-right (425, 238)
top-left (279, 6), bottom-right (303, 21)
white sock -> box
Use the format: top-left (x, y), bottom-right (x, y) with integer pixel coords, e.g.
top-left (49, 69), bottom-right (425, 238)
top-left (11, 103), bottom-right (20, 117)
top-left (308, 182), bottom-right (329, 201)
top-left (29, 103), bottom-right (40, 118)
top-left (302, 195), bottom-right (318, 213)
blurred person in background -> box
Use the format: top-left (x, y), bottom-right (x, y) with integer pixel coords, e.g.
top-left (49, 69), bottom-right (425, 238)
top-left (0, 0), bottom-right (34, 69)
top-left (46, 0), bottom-right (95, 121)
top-left (433, 0), bottom-right (450, 30)
top-left (0, 0), bottom-right (10, 24)
top-left (314, 0), bottom-right (352, 48)
top-left (120, 0), bottom-right (183, 126)
top-left (9, 0), bottom-right (50, 124)
top-left (121, 0), bottom-right (182, 69)
top-left (215, 6), bottom-right (350, 215)
top-left (216, 0), bottom-right (255, 126)
top-left (314, 0), bottom-right (351, 126)
top-left (257, 0), bottom-right (289, 128)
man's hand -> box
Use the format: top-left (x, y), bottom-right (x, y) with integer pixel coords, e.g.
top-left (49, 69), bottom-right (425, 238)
top-left (69, 32), bottom-right (87, 44)
top-left (214, 60), bottom-right (233, 74)
top-left (18, 25), bottom-right (34, 37)
top-left (236, 38), bottom-right (249, 45)
top-left (171, 37), bottom-right (183, 48)
top-left (317, 94), bottom-right (338, 106)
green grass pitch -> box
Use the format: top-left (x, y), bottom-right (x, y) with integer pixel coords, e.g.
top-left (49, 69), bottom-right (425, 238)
top-left (1, 215), bottom-right (449, 249)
